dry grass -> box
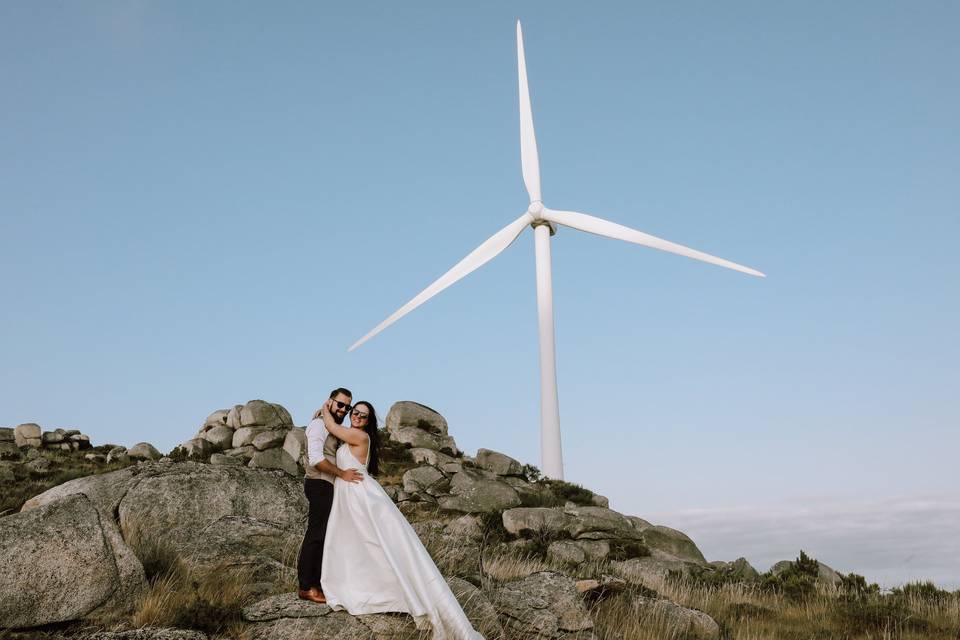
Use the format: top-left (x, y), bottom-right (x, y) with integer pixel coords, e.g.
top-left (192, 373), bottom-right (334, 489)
top-left (131, 561), bottom-right (258, 639)
top-left (0, 447), bottom-right (134, 517)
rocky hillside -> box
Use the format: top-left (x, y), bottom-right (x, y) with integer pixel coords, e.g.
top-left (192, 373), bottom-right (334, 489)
top-left (2, 400), bottom-right (955, 640)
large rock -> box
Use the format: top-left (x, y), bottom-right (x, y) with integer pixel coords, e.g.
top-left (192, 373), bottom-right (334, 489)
top-left (547, 540), bottom-right (610, 566)
top-left (187, 515), bottom-right (298, 582)
top-left (611, 556), bottom-right (698, 584)
top-left (252, 428), bottom-right (289, 451)
top-left (629, 519), bottom-right (706, 564)
top-left (202, 425), bottom-right (235, 451)
top-left (225, 404), bottom-right (244, 429)
top-left (385, 401), bottom-right (448, 436)
top-left (239, 400), bottom-right (292, 429)
top-left (224, 445), bottom-right (256, 460)
top-left (489, 571), bottom-right (594, 640)
top-left (42, 429), bottom-right (67, 444)
top-left (180, 437), bottom-right (212, 460)
top-left (249, 448), bottom-right (300, 477)
top-left (564, 505), bottom-right (643, 541)
top-left (242, 593), bottom-right (370, 640)
top-left (439, 468), bottom-right (520, 513)
top-left (390, 426), bottom-right (458, 455)
top-left (283, 428), bottom-right (308, 468)
top-left (632, 596), bottom-right (720, 639)
top-left (210, 453), bottom-right (244, 466)
top-left (475, 448), bottom-right (523, 476)
top-left (203, 409), bottom-right (230, 429)
top-left (502, 507), bottom-right (571, 537)
top-left (128, 442), bottom-right (162, 461)
top-left (1, 493), bottom-right (147, 628)
top-left (402, 466), bottom-right (446, 494)
top-left (107, 446), bottom-right (130, 464)
top-left (14, 422), bottom-right (42, 447)
top-left (26, 462), bottom-right (308, 572)
top-left (709, 557), bottom-right (760, 581)
top-left (408, 447), bottom-right (457, 468)
top-left (232, 426), bottom-right (268, 448)
top-left (770, 558), bottom-right (842, 585)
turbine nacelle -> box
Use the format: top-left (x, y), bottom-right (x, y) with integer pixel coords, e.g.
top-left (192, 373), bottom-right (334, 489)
top-left (527, 201), bottom-right (556, 235)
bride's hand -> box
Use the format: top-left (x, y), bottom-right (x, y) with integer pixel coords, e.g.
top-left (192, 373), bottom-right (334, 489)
top-left (340, 468), bottom-right (363, 483)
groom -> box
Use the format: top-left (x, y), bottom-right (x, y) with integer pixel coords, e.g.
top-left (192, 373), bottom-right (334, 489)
top-left (296, 386), bottom-right (364, 604)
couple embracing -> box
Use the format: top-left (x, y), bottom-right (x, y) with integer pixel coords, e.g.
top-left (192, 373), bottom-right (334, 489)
top-left (295, 387), bottom-right (484, 640)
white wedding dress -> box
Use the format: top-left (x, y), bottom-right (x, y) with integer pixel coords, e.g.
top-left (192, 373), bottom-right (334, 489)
top-left (320, 441), bottom-right (484, 640)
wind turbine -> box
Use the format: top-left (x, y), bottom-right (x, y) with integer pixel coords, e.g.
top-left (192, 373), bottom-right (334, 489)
top-left (349, 21), bottom-right (765, 480)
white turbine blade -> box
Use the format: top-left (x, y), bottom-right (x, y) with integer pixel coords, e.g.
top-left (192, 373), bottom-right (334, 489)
top-left (349, 213), bottom-right (534, 351)
top-left (543, 208), bottom-right (766, 278)
top-left (517, 21), bottom-right (541, 203)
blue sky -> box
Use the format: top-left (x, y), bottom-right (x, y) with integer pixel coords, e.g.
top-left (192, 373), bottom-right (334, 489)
top-left (2, 2), bottom-right (958, 587)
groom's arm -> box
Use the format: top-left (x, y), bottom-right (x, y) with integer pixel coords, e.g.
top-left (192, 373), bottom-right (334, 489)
top-left (306, 418), bottom-right (363, 482)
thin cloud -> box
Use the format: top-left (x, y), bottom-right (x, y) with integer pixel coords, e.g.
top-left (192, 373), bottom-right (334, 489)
top-left (650, 492), bottom-right (960, 590)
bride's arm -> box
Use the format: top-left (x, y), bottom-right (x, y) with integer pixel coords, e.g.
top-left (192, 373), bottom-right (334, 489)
top-left (322, 402), bottom-right (369, 447)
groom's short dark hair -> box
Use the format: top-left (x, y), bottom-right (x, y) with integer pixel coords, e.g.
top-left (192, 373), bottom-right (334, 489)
top-left (330, 387), bottom-right (353, 399)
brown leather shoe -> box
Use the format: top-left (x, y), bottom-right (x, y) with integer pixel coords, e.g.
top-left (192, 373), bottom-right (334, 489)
top-left (297, 587), bottom-right (327, 604)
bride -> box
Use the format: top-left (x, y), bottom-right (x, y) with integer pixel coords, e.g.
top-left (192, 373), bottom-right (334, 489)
top-left (316, 399), bottom-right (484, 640)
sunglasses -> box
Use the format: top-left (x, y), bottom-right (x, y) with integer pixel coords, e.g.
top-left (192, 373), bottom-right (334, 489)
top-left (332, 400), bottom-right (353, 412)
top-left (351, 408), bottom-right (369, 420)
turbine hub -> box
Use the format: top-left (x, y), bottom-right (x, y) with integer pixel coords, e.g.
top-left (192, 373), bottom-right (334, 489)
top-left (527, 201), bottom-right (544, 218)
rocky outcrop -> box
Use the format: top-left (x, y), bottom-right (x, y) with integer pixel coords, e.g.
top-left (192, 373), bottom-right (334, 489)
top-left (502, 507), bottom-right (571, 537)
top-left (632, 596), bottom-right (720, 639)
top-left (0, 493), bottom-right (147, 628)
top-left (128, 442), bottom-right (162, 461)
top-left (438, 467), bottom-right (521, 513)
top-left (241, 580), bottom-right (501, 640)
top-left (5, 423), bottom-right (92, 456)
top-left (475, 448), bottom-right (523, 476)
top-left (489, 571), bottom-right (594, 640)
top-left (628, 518), bottom-right (706, 564)
top-left (174, 400), bottom-right (299, 474)
top-left (709, 557), bottom-right (760, 581)
top-left (770, 558), bottom-right (842, 585)
top-left (385, 401), bottom-right (449, 436)
top-left (564, 506), bottom-right (644, 541)
top-left (20, 462), bottom-right (307, 592)
top-left (13, 423), bottom-right (42, 448)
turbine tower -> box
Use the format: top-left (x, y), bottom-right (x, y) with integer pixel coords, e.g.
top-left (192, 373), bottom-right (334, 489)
top-left (349, 21), bottom-right (765, 480)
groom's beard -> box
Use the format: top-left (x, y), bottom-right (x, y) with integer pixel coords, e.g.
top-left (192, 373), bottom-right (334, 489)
top-left (335, 414), bottom-right (347, 425)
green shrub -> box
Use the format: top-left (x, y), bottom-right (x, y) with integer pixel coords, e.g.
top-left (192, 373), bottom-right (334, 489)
top-left (518, 486), bottom-right (562, 508)
top-left (834, 596), bottom-right (931, 633)
top-left (167, 445), bottom-right (205, 463)
top-left (892, 580), bottom-right (953, 602)
top-left (521, 463), bottom-right (542, 483)
top-left (840, 571), bottom-right (880, 598)
top-left (668, 564), bottom-right (753, 590)
top-left (759, 550), bottom-right (820, 602)
top-left (726, 602), bottom-right (774, 620)
top-left (544, 479), bottom-right (594, 506)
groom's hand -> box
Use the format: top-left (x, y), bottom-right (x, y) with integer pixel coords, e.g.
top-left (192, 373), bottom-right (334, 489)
top-left (339, 468), bottom-right (363, 483)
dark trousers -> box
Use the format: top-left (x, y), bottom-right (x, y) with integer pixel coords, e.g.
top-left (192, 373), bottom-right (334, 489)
top-left (296, 478), bottom-right (334, 591)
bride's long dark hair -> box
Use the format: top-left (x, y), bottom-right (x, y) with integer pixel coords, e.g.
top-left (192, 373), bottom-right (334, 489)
top-left (354, 401), bottom-right (380, 476)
